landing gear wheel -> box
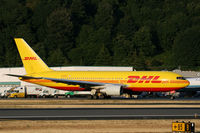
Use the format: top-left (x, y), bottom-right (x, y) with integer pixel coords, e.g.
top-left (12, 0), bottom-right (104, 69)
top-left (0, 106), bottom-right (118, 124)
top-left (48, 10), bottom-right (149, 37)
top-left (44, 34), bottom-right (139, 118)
top-left (129, 94), bottom-right (133, 99)
top-left (105, 96), bottom-right (111, 99)
top-left (66, 95), bottom-right (71, 98)
top-left (170, 96), bottom-right (175, 100)
top-left (89, 95), bottom-right (94, 99)
top-left (93, 95), bottom-right (99, 99)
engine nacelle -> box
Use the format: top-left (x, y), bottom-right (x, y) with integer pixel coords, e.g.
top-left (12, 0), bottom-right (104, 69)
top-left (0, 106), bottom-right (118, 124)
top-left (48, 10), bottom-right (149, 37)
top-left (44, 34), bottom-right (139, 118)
top-left (100, 85), bottom-right (123, 96)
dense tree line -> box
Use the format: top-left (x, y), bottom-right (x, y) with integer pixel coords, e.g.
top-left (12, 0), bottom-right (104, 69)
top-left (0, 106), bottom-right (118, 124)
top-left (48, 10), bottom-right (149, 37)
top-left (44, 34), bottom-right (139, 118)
top-left (0, 0), bottom-right (200, 70)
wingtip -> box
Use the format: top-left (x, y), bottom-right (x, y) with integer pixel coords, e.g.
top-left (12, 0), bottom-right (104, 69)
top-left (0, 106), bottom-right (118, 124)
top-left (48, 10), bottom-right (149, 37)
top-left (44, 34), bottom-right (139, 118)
top-left (6, 74), bottom-right (21, 77)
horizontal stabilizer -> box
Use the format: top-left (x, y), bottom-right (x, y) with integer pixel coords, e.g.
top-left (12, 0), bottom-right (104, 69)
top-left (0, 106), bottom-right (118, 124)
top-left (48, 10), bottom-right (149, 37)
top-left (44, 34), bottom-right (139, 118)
top-left (6, 74), bottom-right (41, 79)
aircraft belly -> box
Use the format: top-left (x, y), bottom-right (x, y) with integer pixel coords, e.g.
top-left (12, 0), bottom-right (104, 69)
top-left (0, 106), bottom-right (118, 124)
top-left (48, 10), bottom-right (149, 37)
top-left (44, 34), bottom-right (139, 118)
top-left (124, 87), bottom-right (182, 92)
top-left (23, 79), bottom-right (85, 91)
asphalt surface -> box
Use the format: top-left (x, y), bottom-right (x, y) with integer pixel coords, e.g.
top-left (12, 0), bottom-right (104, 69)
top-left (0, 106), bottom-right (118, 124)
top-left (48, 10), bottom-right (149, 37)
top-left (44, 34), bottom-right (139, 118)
top-left (0, 108), bottom-right (200, 120)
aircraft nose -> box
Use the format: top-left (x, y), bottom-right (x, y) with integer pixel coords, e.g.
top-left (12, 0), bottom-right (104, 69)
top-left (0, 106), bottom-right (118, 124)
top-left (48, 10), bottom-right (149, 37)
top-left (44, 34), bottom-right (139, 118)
top-left (183, 80), bottom-right (190, 87)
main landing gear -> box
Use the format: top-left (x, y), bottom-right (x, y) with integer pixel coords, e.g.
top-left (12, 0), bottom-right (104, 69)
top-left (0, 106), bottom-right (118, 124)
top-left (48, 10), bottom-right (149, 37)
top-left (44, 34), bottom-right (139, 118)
top-left (89, 93), bottom-right (111, 99)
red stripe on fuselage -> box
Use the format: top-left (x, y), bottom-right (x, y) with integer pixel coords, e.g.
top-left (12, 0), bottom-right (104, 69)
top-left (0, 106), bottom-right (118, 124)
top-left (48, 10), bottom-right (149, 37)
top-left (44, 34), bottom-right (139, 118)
top-left (47, 86), bottom-right (86, 91)
top-left (46, 86), bottom-right (181, 92)
top-left (124, 87), bottom-right (182, 92)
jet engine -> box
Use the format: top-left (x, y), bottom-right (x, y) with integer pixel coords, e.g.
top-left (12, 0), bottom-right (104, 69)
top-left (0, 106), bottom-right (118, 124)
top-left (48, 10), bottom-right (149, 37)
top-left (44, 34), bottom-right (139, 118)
top-left (100, 85), bottom-right (123, 96)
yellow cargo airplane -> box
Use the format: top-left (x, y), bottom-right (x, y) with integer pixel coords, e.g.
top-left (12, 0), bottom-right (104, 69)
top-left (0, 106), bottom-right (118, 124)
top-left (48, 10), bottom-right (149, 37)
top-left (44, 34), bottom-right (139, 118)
top-left (7, 38), bottom-right (189, 98)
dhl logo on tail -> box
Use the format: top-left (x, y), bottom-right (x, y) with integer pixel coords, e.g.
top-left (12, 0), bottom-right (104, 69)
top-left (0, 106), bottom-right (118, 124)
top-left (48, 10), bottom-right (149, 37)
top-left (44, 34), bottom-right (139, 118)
top-left (23, 57), bottom-right (37, 60)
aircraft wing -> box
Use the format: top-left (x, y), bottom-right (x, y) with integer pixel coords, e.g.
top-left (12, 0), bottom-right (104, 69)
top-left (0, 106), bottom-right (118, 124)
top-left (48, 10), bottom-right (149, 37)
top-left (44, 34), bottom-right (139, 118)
top-left (6, 74), bottom-right (123, 88)
top-left (43, 77), bottom-right (106, 86)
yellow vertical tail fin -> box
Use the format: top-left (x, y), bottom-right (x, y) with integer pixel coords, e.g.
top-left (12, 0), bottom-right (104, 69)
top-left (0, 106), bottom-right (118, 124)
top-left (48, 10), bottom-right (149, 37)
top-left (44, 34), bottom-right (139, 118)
top-left (14, 38), bottom-right (52, 74)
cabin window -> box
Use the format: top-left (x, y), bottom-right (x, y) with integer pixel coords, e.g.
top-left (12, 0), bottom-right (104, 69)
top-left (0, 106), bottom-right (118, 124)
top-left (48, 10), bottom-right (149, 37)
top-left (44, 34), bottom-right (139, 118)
top-left (176, 77), bottom-right (185, 80)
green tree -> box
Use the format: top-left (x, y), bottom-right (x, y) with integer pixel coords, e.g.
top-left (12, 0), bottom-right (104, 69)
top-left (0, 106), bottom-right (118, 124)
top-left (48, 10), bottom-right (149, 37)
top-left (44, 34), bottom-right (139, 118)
top-left (47, 48), bottom-right (69, 67)
top-left (0, 0), bottom-right (200, 69)
top-left (68, 47), bottom-right (85, 65)
top-left (45, 7), bottom-right (73, 65)
top-left (113, 34), bottom-right (133, 65)
top-left (94, 44), bottom-right (112, 66)
top-left (94, 0), bottom-right (114, 29)
top-left (69, 24), bottom-right (95, 65)
top-left (133, 26), bottom-right (155, 56)
top-left (117, 15), bottom-right (137, 39)
top-left (31, 0), bottom-right (65, 41)
top-left (15, 24), bottom-right (35, 44)
top-left (71, 0), bottom-right (87, 35)
top-left (158, 12), bottom-right (189, 51)
top-left (172, 26), bottom-right (200, 70)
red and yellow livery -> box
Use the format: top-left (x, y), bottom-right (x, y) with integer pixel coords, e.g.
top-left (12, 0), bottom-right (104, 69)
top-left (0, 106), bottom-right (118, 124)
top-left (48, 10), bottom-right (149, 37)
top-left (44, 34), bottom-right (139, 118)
top-left (7, 38), bottom-right (189, 96)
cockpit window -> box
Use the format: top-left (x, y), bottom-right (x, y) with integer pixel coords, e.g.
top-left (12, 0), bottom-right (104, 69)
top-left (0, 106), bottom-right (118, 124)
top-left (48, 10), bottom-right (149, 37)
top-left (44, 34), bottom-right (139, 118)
top-left (176, 77), bottom-right (186, 80)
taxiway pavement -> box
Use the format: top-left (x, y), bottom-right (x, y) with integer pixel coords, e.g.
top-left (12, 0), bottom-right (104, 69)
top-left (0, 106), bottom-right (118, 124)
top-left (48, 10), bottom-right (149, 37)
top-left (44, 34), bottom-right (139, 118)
top-left (0, 108), bottom-right (199, 120)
